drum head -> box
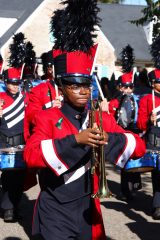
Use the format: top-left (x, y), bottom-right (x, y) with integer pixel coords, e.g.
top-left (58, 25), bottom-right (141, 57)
top-left (125, 152), bottom-right (157, 173)
top-left (0, 146), bottom-right (25, 170)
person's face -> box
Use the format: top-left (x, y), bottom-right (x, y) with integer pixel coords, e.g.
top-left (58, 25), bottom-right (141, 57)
top-left (47, 66), bottom-right (53, 75)
top-left (153, 83), bottom-right (160, 93)
top-left (6, 82), bottom-right (20, 94)
top-left (119, 85), bottom-right (134, 94)
top-left (63, 83), bottom-right (91, 108)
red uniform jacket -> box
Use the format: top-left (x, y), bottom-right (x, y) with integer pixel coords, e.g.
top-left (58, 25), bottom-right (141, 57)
top-left (0, 91), bottom-right (29, 137)
top-left (108, 98), bottom-right (119, 116)
top-left (137, 92), bottom-right (160, 131)
top-left (0, 91), bottom-right (37, 190)
top-left (0, 91), bottom-right (28, 111)
top-left (24, 106), bottom-right (145, 239)
top-left (24, 81), bottom-right (58, 140)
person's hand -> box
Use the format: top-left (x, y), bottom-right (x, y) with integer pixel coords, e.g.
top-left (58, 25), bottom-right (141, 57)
top-left (100, 98), bottom-right (110, 113)
top-left (52, 97), bottom-right (62, 108)
top-left (150, 111), bottom-right (157, 125)
top-left (75, 123), bottom-right (108, 147)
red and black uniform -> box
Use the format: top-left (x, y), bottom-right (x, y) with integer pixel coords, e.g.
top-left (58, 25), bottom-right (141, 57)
top-left (24, 80), bottom-right (58, 140)
top-left (137, 92), bottom-right (160, 131)
top-left (137, 91), bottom-right (160, 209)
top-left (0, 90), bottom-right (28, 213)
top-left (24, 103), bottom-right (145, 240)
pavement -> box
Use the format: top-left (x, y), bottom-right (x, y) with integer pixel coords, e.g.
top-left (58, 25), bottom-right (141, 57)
top-left (0, 162), bottom-right (159, 240)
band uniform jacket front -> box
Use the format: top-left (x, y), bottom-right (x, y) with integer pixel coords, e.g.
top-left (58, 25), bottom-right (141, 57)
top-left (0, 91), bottom-right (28, 138)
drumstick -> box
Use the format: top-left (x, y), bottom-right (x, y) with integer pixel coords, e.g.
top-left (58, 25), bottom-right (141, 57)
top-left (152, 89), bottom-right (156, 126)
top-left (33, 63), bottom-right (38, 78)
top-left (132, 67), bottom-right (137, 83)
top-left (55, 84), bottom-right (59, 99)
top-left (89, 42), bottom-right (109, 112)
top-left (20, 63), bottom-right (25, 80)
top-left (94, 75), bottom-right (105, 101)
top-left (0, 60), bottom-right (4, 75)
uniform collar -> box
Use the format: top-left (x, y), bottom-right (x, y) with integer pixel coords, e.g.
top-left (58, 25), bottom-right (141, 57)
top-left (6, 90), bottom-right (20, 100)
top-left (61, 102), bottom-right (87, 129)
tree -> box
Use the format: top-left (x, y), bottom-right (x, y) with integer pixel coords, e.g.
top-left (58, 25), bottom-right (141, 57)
top-left (130, 0), bottom-right (160, 40)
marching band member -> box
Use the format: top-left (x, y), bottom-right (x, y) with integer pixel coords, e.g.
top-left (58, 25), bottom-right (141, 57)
top-left (24, 50), bottom-right (62, 141)
top-left (137, 36), bottom-right (160, 220)
top-left (0, 32), bottom-right (28, 222)
top-left (108, 45), bottom-right (142, 201)
top-left (24, 1), bottom-right (145, 239)
top-left (0, 67), bottom-right (27, 222)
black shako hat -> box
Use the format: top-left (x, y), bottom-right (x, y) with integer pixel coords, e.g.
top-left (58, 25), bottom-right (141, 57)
top-left (50, 0), bottom-right (100, 85)
top-left (118, 44), bottom-right (135, 87)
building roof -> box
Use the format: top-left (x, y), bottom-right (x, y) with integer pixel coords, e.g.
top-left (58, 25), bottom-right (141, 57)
top-left (0, 0), bottom-right (43, 47)
top-left (99, 3), bottom-right (152, 62)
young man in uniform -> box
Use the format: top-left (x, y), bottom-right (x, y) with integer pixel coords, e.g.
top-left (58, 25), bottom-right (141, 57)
top-left (108, 45), bottom-right (142, 201)
top-left (24, 50), bottom-right (62, 141)
top-left (24, 48), bottom-right (146, 240)
top-left (24, 2), bottom-right (145, 239)
top-left (0, 67), bottom-right (27, 222)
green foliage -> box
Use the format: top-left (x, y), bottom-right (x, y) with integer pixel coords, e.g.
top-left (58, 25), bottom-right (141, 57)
top-left (130, 0), bottom-right (160, 39)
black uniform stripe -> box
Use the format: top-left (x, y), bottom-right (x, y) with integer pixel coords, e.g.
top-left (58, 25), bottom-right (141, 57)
top-left (3, 96), bottom-right (25, 118)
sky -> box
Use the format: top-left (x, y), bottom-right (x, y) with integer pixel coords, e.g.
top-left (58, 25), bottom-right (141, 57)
top-left (123, 0), bottom-right (147, 5)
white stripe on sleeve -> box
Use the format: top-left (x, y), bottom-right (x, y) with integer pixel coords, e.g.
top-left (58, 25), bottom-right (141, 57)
top-left (41, 139), bottom-right (68, 175)
top-left (116, 133), bottom-right (136, 168)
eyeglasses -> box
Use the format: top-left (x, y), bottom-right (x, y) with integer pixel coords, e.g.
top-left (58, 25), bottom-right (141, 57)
top-left (65, 84), bottom-right (92, 94)
top-left (123, 85), bottom-right (134, 90)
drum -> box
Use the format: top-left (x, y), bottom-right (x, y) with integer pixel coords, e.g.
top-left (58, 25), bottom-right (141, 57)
top-left (32, 79), bottom-right (46, 88)
top-left (0, 145), bottom-right (26, 170)
top-left (124, 152), bottom-right (157, 173)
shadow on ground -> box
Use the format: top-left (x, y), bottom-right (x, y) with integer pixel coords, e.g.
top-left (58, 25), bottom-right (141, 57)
top-left (102, 179), bottom-right (160, 240)
top-left (0, 185), bottom-right (35, 240)
top-left (3, 238), bottom-right (22, 240)
top-left (18, 193), bottom-right (36, 239)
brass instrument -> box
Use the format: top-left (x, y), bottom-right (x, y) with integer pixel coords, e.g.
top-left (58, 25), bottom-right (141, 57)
top-left (89, 99), bottom-right (113, 199)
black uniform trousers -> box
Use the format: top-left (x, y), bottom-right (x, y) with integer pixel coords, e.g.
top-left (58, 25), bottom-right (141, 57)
top-left (1, 169), bottom-right (25, 210)
top-left (120, 170), bottom-right (142, 196)
top-left (152, 169), bottom-right (160, 208)
top-left (120, 128), bottom-right (142, 197)
top-left (32, 191), bottom-right (92, 240)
